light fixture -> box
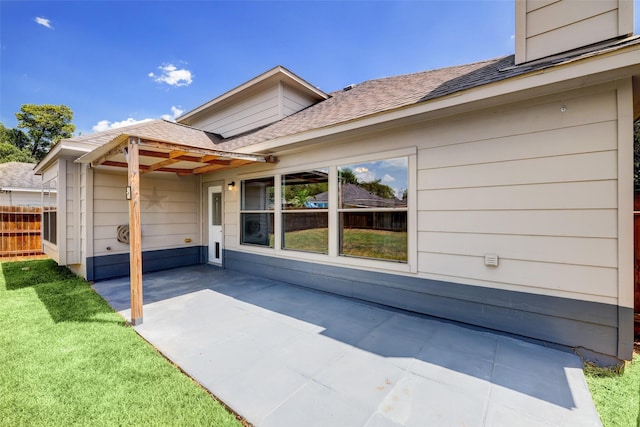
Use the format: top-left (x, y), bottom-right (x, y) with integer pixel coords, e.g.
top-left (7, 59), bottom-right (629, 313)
top-left (228, 181), bottom-right (235, 191)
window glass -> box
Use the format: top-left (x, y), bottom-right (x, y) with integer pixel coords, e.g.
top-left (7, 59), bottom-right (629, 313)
top-left (241, 212), bottom-right (273, 247)
top-left (240, 177), bottom-right (274, 247)
top-left (282, 170), bottom-right (328, 210)
top-left (211, 192), bottom-right (222, 226)
top-left (42, 179), bottom-right (57, 245)
top-left (339, 158), bottom-right (407, 209)
top-left (338, 157), bottom-right (408, 262)
top-left (282, 169), bottom-right (328, 253)
top-left (241, 177), bottom-right (274, 211)
top-left (340, 212), bottom-right (407, 261)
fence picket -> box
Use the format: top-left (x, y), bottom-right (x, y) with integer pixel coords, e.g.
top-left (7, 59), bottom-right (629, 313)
top-left (0, 205), bottom-right (43, 257)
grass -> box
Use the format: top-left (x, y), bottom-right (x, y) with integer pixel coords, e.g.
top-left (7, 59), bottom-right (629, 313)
top-left (283, 228), bottom-right (328, 253)
top-left (341, 229), bottom-right (407, 261)
top-left (0, 259), bottom-right (241, 427)
top-left (281, 228), bottom-right (407, 261)
top-left (585, 346), bottom-right (640, 427)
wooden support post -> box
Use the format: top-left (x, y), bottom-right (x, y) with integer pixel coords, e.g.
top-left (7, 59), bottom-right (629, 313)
top-left (128, 137), bottom-right (143, 325)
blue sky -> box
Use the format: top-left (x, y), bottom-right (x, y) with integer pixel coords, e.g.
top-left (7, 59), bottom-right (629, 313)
top-left (1, 1), bottom-right (638, 135)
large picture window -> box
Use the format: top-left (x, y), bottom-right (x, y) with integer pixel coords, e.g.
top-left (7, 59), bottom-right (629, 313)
top-left (239, 155), bottom-right (410, 264)
top-left (240, 177), bottom-right (274, 247)
top-left (281, 169), bottom-right (328, 253)
top-left (338, 157), bottom-right (408, 262)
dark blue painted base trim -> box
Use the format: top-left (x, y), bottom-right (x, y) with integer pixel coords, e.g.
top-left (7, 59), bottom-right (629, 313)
top-left (87, 246), bottom-right (206, 282)
top-left (224, 249), bottom-right (632, 360)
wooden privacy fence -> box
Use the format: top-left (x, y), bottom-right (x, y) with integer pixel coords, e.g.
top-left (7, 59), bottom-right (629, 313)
top-left (0, 206), bottom-right (43, 257)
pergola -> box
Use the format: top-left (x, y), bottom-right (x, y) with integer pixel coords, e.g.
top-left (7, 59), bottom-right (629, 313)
top-left (76, 121), bottom-right (276, 325)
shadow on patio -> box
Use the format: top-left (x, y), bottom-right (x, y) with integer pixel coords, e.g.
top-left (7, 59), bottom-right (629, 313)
top-left (92, 264), bottom-right (599, 427)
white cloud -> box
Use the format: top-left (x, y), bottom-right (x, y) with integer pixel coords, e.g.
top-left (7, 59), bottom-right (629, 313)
top-left (149, 64), bottom-right (193, 87)
top-left (92, 118), bottom-right (153, 132)
top-left (381, 174), bottom-right (395, 183)
top-left (354, 167), bottom-right (376, 183)
top-left (35, 17), bottom-right (53, 29)
top-left (383, 158), bottom-right (408, 168)
top-left (161, 105), bottom-right (184, 121)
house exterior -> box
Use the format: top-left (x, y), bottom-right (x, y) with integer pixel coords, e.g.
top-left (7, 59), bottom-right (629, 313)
top-left (0, 162), bottom-right (52, 207)
top-left (35, 0), bottom-right (640, 362)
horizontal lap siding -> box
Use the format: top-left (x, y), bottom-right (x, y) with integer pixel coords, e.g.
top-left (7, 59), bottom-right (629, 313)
top-left (191, 87), bottom-right (280, 138)
top-left (65, 162), bottom-right (79, 264)
top-left (523, 0), bottom-right (623, 62)
top-left (283, 84), bottom-right (317, 117)
top-left (417, 87), bottom-right (619, 305)
top-left (92, 171), bottom-right (199, 256)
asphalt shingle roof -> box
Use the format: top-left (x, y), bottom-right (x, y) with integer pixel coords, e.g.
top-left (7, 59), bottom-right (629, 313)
top-left (217, 36), bottom-right (640, 151)
top-left (60, 35), bottom-right (640, 155)
top-left (0, 162), bottom-right (40, 190)
top-left (67, 119), bottom-right (222, 149)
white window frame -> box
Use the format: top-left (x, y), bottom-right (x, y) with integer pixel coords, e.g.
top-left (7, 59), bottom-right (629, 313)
top-left (237, 147), bottom-right (417, 273)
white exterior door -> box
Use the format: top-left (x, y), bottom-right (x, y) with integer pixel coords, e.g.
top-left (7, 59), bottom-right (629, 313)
top-left (208, 186), bottom-right (223, 265)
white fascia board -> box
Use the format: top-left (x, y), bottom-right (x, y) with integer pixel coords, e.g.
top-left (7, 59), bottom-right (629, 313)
top-left (236, 46), bottom-right (640, 155)
top-left (33, 140), bottom-right (95, 175)
top-left (0, 187), bottom-right (55, 193)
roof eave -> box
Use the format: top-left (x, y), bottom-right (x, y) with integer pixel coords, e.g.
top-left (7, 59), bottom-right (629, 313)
top-left (33, 139), bottom-right (96, 175)
top-left (236, 44), bottom-right (640, 155)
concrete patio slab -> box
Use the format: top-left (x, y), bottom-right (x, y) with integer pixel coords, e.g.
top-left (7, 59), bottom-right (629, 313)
top-left (93, 265), bottom-right (602, 426)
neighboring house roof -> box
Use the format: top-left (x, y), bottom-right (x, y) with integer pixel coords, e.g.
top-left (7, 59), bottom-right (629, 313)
top-left (216, 35), bottom-right (640, 152)
top-left (0, 162), bottom-right (44, 192)
top-left (313, 183), bottom-right (406, 208)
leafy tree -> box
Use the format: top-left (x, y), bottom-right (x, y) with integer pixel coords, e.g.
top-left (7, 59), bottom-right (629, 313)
top-left (0, 123), bottom-right (35, 163)
top-left (291, 188), bottom-right (310, 208)
top-left (360, 179), bottom-right (396, 199)
top-left (15, 104), bottom-right (75, 161)
top-left (338, 168), bottom-right (358, 185)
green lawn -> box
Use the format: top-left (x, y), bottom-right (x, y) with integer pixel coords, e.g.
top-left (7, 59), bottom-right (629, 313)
top-left (585, 348), bottom-right (640, 427)
top-left (341, 229), bottom-right (407, 261)
top-left (0, 259), bottom-right (241, 427)
top-left (282, 228), bottom-right (407, 261)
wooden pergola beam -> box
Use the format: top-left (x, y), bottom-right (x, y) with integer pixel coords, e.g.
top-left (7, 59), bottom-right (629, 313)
top-left (102, 161), bottom-right (190, 175)
top-left (138, 139), bottom-right (272, 163)
top-left (141, 150), bottom-right (188, 174)
top-left (127, 137), bottom-right (143, 326)
top-left (91, 141), bottom-right (128, 168)
top-left (138, 150), bottom-right (230, 165)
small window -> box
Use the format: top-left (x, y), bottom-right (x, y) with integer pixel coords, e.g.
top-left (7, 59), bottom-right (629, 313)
top-left (338, 157), bottom-right (408, 262)
top-left (281, 169), bottom-right (328, 253)
top-left (240, 177), bottom-right (274, 247)
top-left (42, 179), bottom-right (57, 245)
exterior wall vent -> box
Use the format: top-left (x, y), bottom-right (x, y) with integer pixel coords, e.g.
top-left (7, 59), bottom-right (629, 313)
top-left (117, 224), bottom-right (130, 244)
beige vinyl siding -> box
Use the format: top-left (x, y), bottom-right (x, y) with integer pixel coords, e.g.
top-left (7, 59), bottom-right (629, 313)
top-left (214, 80), bottom-right (627, 310)
top-left (516, 0), bottom-right (632, 64)
top-left (189, 86), bottom-right (280, 138)
top-left (41, 161), bottom-right (59, 263)
top-left (69, 164), bottom-right (89, 277)
top-left (92, 171), bottom-right (199, 256)
top-left (416, 84), bottom-right (619, 305)
top-left (283, 83), bottom-right (318, 117)
top-left (65, 160), bottom-right (80, 264)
